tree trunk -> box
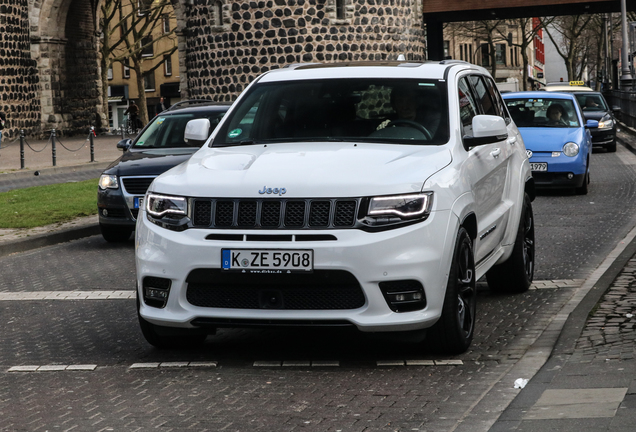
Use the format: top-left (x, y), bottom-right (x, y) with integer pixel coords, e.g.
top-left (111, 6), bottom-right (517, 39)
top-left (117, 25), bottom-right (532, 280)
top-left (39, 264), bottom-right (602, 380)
top-left (521, 50), bottom-right (530, 90)
top-left (133, 63), bottom-right (149, 126)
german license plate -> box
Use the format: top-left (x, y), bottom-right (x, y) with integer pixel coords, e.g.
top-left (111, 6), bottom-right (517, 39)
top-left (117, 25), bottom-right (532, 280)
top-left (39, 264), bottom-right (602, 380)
top-left (222, 249), bottom-right (313, 273)
top-left (134, 197), bottom-right (144, 209)
top-left (530, 163), bottom-right (547, 171)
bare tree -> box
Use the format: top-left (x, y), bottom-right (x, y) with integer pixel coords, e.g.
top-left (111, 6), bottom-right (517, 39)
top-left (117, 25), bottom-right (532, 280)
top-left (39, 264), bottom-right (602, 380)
top-left (541, 15), bottom-right (594, 82)
top-left (494, 18), bottom-right (554, 91)
top-left (452, 20), bottom-right (505, 77)
top-left (100, 0), bottom-right (178, 127)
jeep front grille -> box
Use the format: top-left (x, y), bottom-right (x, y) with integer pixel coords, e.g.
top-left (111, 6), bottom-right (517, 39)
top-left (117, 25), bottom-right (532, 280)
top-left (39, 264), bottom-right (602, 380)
top-left (192, 198), bottom-right (359, 229)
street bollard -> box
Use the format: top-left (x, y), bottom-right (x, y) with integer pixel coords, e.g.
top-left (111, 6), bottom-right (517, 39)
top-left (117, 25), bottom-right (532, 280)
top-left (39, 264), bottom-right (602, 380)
top-left (51, 129), bottom-right (57, 167)
top-left (89, 126), bottom-right (95, 162)
top-left (20, 130), bottom-right (25, 169)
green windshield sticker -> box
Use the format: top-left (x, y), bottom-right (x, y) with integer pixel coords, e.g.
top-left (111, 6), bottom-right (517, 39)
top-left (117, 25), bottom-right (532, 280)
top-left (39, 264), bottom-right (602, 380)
top-left (228, 128), bottom-right (242, 138)
top-left (136, 141), bottom-right (144, 146)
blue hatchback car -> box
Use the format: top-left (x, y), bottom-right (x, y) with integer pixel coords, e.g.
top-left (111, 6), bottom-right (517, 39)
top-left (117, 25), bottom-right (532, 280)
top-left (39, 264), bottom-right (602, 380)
top-left (502, 91), bottom-right (598, 195)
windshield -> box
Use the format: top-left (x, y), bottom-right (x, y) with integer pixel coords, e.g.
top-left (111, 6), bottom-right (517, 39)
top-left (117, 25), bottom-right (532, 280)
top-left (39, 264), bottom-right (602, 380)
top-left (505, 98), bottom-right (580, 128)
top-left (575, 93), bottom-right (608, 111)
top-left (213, 79), bottom-right (449, 146)
top-left (133, 111), bottom-right (227, 148)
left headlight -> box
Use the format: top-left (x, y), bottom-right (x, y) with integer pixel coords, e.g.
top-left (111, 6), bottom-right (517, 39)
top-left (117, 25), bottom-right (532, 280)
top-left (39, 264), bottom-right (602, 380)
top-left (598, 115), bottom-right (614, 129)
top-left (98, 174), bottom-right (118, 190)
top-left (563, 142), bottom-right (580, 157)
top-left (146, 193), bottom-right (188, 218)
top-left (364, 192), bottom-right (434, 227)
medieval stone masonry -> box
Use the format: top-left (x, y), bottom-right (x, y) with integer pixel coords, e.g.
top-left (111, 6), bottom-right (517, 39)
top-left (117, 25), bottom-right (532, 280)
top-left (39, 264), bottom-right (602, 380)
top-left (0, 0), bottom-right (425, 135)
top-left (0, 0), bottom-right (41, 140)
top-left (183, 0), bottom-right (424, 101)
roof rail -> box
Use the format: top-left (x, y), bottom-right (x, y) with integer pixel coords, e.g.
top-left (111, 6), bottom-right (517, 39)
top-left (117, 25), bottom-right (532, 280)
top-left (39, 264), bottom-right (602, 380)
top-left (439, 59), bottom-right (471, 65)
top-left (162, 99), bottom-right (226, 113)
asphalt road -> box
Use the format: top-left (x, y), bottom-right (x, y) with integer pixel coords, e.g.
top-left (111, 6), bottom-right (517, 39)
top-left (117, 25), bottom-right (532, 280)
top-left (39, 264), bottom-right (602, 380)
top-left (2, 135), bottom-right (636, 431)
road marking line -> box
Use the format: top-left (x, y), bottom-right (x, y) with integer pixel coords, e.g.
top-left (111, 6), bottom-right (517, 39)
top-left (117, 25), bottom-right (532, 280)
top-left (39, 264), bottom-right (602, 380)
top-left (8, 364), bottom-right (97, 372)
top-left (0, 290), bottom-right (135, 301)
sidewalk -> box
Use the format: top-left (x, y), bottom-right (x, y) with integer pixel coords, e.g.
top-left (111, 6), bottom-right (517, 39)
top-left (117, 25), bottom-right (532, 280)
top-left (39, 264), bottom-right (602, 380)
top-left (0, 132), bottom-right (124, 174)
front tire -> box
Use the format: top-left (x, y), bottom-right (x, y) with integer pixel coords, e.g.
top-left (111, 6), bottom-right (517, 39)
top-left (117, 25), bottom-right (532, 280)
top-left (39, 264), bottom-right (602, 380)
top-left (428, 227), bottom-right (476, 355)
top-left (486, 193), bottom-right (535, 293)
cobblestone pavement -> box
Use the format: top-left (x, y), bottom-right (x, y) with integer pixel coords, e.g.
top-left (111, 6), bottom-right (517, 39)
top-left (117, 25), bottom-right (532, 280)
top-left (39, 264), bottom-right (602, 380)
top-left (574, 257), bottom-right (636, 363)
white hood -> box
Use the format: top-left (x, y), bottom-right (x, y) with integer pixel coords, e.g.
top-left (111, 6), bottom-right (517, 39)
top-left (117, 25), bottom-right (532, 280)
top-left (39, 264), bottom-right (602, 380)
top-left (152, 142), bottom-right (452, 198)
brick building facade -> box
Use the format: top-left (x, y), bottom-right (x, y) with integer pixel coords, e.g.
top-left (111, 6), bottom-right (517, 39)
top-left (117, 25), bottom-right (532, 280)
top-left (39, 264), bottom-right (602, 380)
top-left (0, 0), bottom-right (425, 138)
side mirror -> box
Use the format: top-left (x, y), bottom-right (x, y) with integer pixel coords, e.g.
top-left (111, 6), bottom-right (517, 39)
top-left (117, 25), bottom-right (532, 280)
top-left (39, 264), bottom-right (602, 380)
top-left (585, 119), bottom-right (599, 128)
top-left (463, 115), bottom-right (508, 149)
top-left (116, 138), bottom-right (132, 151)
top-left (184, 118), bottom-right (211, 143)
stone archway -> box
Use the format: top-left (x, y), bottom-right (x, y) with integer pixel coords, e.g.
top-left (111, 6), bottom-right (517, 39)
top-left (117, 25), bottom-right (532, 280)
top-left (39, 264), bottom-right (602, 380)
top-left (30, 0), bottom-right (101, 135)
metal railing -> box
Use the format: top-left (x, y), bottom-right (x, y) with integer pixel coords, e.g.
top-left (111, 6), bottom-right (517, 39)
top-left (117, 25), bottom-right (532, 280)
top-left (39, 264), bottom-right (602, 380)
top-left (608, 90), bottom-right (636, 129)
top-left (0, 127), bottom-right (97, 170)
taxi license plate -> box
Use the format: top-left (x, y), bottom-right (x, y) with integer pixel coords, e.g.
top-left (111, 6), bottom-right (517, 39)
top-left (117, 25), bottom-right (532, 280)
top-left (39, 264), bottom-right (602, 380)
top-left (222, 249), bottom-right (313, 273)
top-left (134, 197), bottom-right (144, 209)
top-left (530, 163), bottom-right (547, 172)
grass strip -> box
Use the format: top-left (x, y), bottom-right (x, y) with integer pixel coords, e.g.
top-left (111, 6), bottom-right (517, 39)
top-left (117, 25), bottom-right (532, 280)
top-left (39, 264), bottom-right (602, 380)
top-left (0, 179), bottom-right (98, 229)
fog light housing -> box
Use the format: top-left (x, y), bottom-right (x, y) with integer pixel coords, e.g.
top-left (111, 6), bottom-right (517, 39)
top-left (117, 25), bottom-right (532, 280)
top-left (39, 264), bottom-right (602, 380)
top-left (567, 173), bottom-right (574, 180)
top-left (379, 280), bottom-right (426, 312)
top-left (143, 276), bottom-right (172, 308)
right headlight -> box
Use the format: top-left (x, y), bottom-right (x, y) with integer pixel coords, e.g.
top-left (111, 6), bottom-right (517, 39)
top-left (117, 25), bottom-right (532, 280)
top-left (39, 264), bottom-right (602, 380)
top-left (98, 174), bottom-right (118, 190)
top-left (563, 142), bottom-right (580, 157)
top-left (146, 193), bottom-right (188, 218)
top-left (363, 192), bottom-right (434, 227)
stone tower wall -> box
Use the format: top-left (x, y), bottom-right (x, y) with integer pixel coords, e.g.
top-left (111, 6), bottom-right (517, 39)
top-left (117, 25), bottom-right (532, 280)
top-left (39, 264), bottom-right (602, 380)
top-left (184, 0), bottom-right (425, 101)
top-left (0, 0), bottom-right (41, 139)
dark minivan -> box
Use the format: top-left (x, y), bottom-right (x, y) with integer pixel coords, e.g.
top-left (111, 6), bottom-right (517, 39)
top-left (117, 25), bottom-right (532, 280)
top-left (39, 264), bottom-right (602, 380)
top-left (97, 100), bottom-right (230, 242)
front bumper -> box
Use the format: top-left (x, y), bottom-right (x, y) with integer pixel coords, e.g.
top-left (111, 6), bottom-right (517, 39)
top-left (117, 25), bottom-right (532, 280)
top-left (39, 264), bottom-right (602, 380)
top-left (136, 208), bottom-right (457, 333)
top-left (589, 127), bottom-right (616, 146)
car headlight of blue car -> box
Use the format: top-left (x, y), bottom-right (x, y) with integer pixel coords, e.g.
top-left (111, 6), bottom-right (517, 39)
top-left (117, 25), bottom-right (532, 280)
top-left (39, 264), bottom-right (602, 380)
top-left (563, 142), bottom-right (580, 157)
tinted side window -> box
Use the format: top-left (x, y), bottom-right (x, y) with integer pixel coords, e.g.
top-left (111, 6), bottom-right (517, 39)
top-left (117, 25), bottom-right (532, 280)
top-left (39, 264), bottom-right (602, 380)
top-left (468, 75), bottom-right (497, 116)
top-left (458, 77), bottom-right (478, 137)
top-left (484, 77), bottom-right (510, 122)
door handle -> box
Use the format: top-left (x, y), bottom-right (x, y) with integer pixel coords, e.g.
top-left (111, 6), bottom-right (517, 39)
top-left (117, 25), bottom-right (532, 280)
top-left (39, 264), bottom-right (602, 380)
top-left (491, 148), bottom-right (501, 158)
top-left (507, 136), bottom-right (517, 145)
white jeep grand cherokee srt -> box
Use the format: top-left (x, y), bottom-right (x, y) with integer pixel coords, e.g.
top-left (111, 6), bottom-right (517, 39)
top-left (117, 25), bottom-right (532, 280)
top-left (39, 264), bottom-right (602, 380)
top-left (135, 60), bottom-right (535, 354)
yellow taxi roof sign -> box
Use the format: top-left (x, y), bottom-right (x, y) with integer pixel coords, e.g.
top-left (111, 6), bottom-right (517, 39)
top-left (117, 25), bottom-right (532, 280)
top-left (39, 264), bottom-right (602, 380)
top-left (569, 81), bottom-right (585, 86)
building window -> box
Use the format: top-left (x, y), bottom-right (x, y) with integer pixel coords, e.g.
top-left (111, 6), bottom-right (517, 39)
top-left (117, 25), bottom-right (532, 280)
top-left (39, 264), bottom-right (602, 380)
top-left (144, 71), bottom-right (155, 92)
top-left (213, 1), bottom-right (223, 26)
top-left (142, 36), bottom-right (153, 57)
top-left (443, 40), bottom-right (450, 59)
top-left (108, 65), bottom-right (113, 80)
top-left (336, 0), bottom-right (345, 19)
top-left (137, 0), bottom-right (150, 16)
top-left (162, 14), bottom-right (170, 33)
top-left (164, 55), bottom-right (172, 76)
top-left (120, 20), bottom-right (128, 38)
top-left (481, 44), bottom-right (490, 67)
top-left (496, 44), bottom-right (506, 65)
top-left (123, 59), bottom-right (130, 79)
top-left (459, 45), bottom-right (464, 61)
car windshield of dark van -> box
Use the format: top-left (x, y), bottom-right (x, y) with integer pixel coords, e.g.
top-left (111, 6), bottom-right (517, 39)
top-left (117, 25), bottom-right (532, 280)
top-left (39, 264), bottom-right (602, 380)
top-left (505, 98), bottom-right (580, 128)
top-left (213, 79), bottom-right (449, 146)
top-left (134, 111), bottom-right (226, 148)
top-left (574, 93), bottom-right (608, 112)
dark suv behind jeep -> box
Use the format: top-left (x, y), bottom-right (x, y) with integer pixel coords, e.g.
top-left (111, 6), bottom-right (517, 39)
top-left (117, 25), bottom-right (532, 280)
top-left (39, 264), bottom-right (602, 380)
top-left (97, 100), bottom-right (230, 242)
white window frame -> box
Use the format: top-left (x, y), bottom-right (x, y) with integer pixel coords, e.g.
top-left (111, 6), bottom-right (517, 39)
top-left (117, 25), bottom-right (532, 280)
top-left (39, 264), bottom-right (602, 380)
top-left (164, 55), bottom-right (172, 76)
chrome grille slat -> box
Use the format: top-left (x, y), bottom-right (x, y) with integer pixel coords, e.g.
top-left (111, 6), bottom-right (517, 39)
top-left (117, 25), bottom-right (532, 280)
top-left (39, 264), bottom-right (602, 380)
top-left (192, 198), bottom-right (359, 229)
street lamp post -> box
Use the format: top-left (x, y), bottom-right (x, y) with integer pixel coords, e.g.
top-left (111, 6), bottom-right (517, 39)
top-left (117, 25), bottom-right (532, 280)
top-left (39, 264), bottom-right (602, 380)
top-left (619, 0), bottom-right (633, 90)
